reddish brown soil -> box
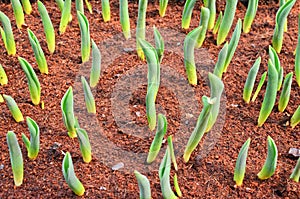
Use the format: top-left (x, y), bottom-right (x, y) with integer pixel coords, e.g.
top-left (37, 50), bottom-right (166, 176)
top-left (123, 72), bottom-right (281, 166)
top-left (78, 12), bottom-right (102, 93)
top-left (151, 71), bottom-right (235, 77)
top-left (0, 0), bottom-right (300, 198)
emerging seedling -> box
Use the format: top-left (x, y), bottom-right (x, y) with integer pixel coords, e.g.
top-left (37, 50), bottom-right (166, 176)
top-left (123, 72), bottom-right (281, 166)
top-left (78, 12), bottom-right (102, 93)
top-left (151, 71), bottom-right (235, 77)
top-left (22, 117), bottom-right (40, 160)
top-left (89, 40), bottom-right (101, 88)
top-left (19, 57), bottom-right (41, 105)
top-left (11, 0), bottom-right (25, 29)
top-left (159, 0), bottom-right (168, 17)
top-left (120, 0), bottom-right (131, 39)
top-left (206, 0), bottom-right (216, 30)
top-left (243, 57), bottom-right (261, 103)
top-left (251, 71), bottom-right (267, 102)
top-left (181, 0), bottom-right (196, 29)
top-left (290, 157), bottom-right (300, 182)
top-left (102, 0), bottom-right (111, 22)
top-left (75, 0), bottom-right (84, 13)
top-left (279, 0), bottom-right (288, 32)
top-left (7, 131), bottom-right (23, 186)
top-left (217, 0), bottom-right (238, 45)
top-left (153, 27), bottom-right (164, 63)
top-left (212, 11), bottom-right (222, 34)
top-left (61, 87), bottom-right (77, 138)
top-left (243, 0), bottom-right (259, 33)
top-left (77, 11), bottom-right (90, 63)
top-left (59, 0), bottom-right (72, 34)
top-left (134, 170), bottom-right (152, 199)
top-left (195, 7), bottom-right (210, 48)
top-left (167, 135), bottom-right (178, 171)
top-left (213, 42), bottom-right (228, 78)
top-left (136, 0), bottom-right (148, 60)
top-left (81, 76), bottom-right (96, 114)
top-left (0, 64), bottom-right (8, 85)
top-left (0, 94), bottom-right (3, 103)
top-left (234, 138), bottom-right (251, 186)
top-left (76, 128), bottom-right (92, 163)
top-left (257, 136), bottom-right (278, 180)
top-left (0, 11), bottom-right (16, 55)
top-left (85, 0), bottom-right (93, 14)
top-left (295, 14), bottom-right (300, 86)
top-left (184, 26), bottom-right (202, 85)
top-left (272, 0), bottom-right (296, 53)
top-left (147, 114), bottom-right (167, 164)
top-left (173, 173), bottom-right (182, 197)
top-left (3, 94), bottom-right (24, 122)
top-left (269, 45), bottom-right (283, 91)
top-left (290, 105), bottom-right (300, 128)
top-left (28, 29), bottom-right (48, 74)
top-left (278, 72), bottom-right (293, 112)
top-left (62, 152), bottom-right (85, 196)
top-left (21, 0), bottom-right (32, 15)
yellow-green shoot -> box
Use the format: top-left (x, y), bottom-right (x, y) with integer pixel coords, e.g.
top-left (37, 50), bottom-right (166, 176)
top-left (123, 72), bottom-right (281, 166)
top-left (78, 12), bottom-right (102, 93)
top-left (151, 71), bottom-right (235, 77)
top-left (0, 11), bottom-right (16, 56)
top-left (243, 0), bottom-right (258, 33)
top-left (7, 131), bottom-right (23, 186)
top-left (251, 71), bottom-right (267, 102)
top-left (173, 173), bottom-right (182, 197)
top-left (257, 60), bottom-right (278, 127)
top-left (0, 94), bottom-right (4, 103)
top-left (76, 0), bottom-right (84, 13)
top-left (159, 0), bottom-right (168, 17)
top-left (243, 57), bottom-right (261, 103)
top-left (81, 76), bottom-right (96, 114)
top-left (279, 0), bottom-right (287, 32)
top-left (0, 64), bottom-right (8, 85)
top-left (213, 42), bottom-right (228, 78)
top-left (147, 114), bottom-right (167, 164)
top-left (21, 0), bottom-right (32, 15)
top-left (295, 14), bottom-right (300, 86)
top-left (212, 11), bottom-right (222, 34)
top-left (38, 1), bottom-right (55, 54)
top-left (102, 0), bottom-right (111, 22)
top-left (28, 29), bottom-right (48, 74)
top-left (11, 0), bottom-right (25, 29)
top-left (56, 0), bottom-right (64, 11)
top-left (77, 11), bottom-right (90, 63)
top-left (167, 135), bottom-right (178, 171)
top-left (272, 0), bottom-right (296, 53)
top-left (206, 72), bottom-right (224, 132)
top-left (76, 128), bottom-right (92, 163)
top-left (59, 0), bottom-right (71, 34)
top-left (153, 26), bottom-right (164, 63)
top-left (139, 39), bottom-right (160, 131)
top-left (217, 0), bottom-right (238, 45)
top-left (3, 94), bottom-right (24, 122)
top-left (19, 57), bottom-right (41, 105)
top-left (205, 0), bottom-right (216, 30)
top-left (85, 0), bottom-right (93, 14)
top-left (134, 170), bottom-right (152, 199)
top-left (257, 136), bottom-right (278, 180)
top-left (22, 117), bottom-right (40, 160)
top-left (90, 40), bottom-right (101, 88)
top-left (184, 26), bottom-right (202, 85)
top-left (278, 72), bottom-right (293, 112)
top-left (136, 0), bottom-right (148, 60)
top-left (120, 0), bottom-right (131, 39)
top-left (181, 0), bottom-right (196, 29)
top-left (234, 138), bottom-right (251, 186)
top-left (195, 7), bottom-right (210, 48)
top-left (269, 45), bottom-right (283, 91)
top-left (290, 157), bottom-right (300, 182)
top-left (62, 152), bottom-right (85, 196)
top-left (183, 96), bottom-right (214, 163)
top-left (159, 147), bottom-right (178, 199)
top-left (61, 87), bottom-right (77, 138)
top-left (291, 105), bottom-right (300, 129)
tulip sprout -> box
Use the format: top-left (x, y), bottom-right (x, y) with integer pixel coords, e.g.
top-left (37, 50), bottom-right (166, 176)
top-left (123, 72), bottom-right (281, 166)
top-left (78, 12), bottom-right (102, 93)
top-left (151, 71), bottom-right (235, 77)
top-left (7, 131), bottom-right (23, 186)
top-left (61, 87), bottom-right (77, 138)
top-left (38, 1), bottom-right (56, 54)
top-left (213, 42), bottom-right (228, 78)
top-left (257, 60), bottom-right (278, 127)
top-left (272, 0), bottom-right (296, 53)
top-left (11, 0), bottom-right (25, 29)
top-left (278, 72), bottom-right (293, 112)
top-left (290, 105), bottom-right (300, 129)
top-left (257, 136), bottom-right (278, 180)
top-left (153, 26), bottom-right (164, 63)
top-left (295, 14), bottom-right (300, 87)
top-left (0, 64), bottom-right (8, 85)
top-left (0, 11), bottom-right (16, 56)
top-left (217, 0), bottom-right (238, 45)
top-left (76, 0), bottom-right (84, 13)
top-left (290, 158), bottom-right (300, 182)
top-left (56, 0), bottom-right (64, 11)
top-left (134, 170), bottom-right (152, 199)
top-left (234, 138), bottom-right (251, 186)
top-left (243, 0), bottom-right (258, 33)
top-left (19, 57), bottom-right (41, 105)
top-left (212, 11), bottom-right (222, 34)
top-left (77, 11), bottom-right (91, 63)
top-left (279, 0), bottom-right (288, 32)
top-left (81, 76), bottom-right (96, 114)
top-left (136, 0), bottom-right (148, 60)
top-left (62, 152), bottom-right (85, 196)
top-left (167, 135), bottom-right (178, 171)
top-left (159, 147), bottom-right (178, 199)
top-left (251, 71), bottom-right (267, 102)
top-left (183, 96), bottom-right (215, 163)
top-left (120, 0), bottom-right (131, 39)
top-left (0, 94), bottom-right (4, 103)
top-left (173, 174), bottom-right (182, 197)
top-left (181, 0), bottom-right (196, 29)
top-left (28, 29), bottom-right (48, 74)
top-left (85, 0), bottom-right (93, 14)
top-left (22, 117), bottom-right (40, 160)
top-left (159, 0), bottom-right (168, 17)
top-left (21, 0), bottom-right (32, 15)
top-left (3, 94), bottom-right (24, 122)
top-left (269, 45), bottom-right (283, 91)
top-left (90, 40), bottom-right (101, 88)
top-left (205, 0), bottom-right (216, 30)
top-left (147, 114), bottom-right (167, 164)
top-left (195, 7), bottom-right (210, 48)
top-left (59, 0), bottom-right (72, 34)
top-left (76, 128), bottom-right (92, 163)
top-left (102, 0), bottom-right (111, 22)
top-left (139, 39), bottom-right (160, 131)
top-left (243, 57), bottom-right (261, 103)
top-left (184, 26), bottom-right (202, 85)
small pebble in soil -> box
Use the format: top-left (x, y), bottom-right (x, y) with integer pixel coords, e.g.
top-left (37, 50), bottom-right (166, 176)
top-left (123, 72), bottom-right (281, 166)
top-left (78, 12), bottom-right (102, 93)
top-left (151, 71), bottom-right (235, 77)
top-left (123, 48), bottom-right (134, 53)
top-left (112, 162), bottom-right (124, 170)
top-left (136, 111), bottom-right (141, 117)
top-left (99, 186), bottom-right (107, 191)
top-left (0, 164), bottom-right (4, 170)
top-left (288, 148), bottom-right (300, 157)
